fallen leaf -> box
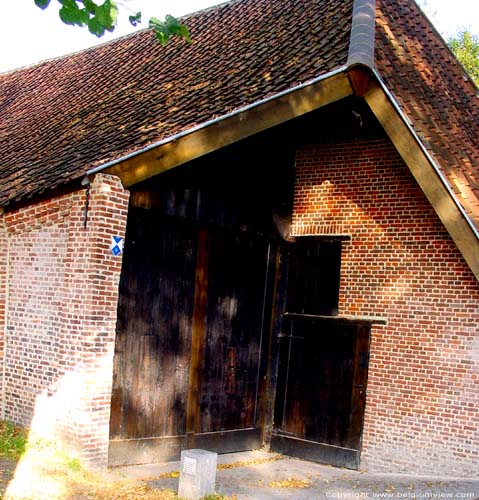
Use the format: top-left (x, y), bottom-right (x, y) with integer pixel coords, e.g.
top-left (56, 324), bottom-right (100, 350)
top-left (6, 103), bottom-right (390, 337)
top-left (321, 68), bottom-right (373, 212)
top-left (268, 477), bottom-right (311, 489)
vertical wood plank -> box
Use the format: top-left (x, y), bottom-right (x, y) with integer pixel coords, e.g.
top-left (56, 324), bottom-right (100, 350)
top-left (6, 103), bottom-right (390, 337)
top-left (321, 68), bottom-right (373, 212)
top-left (348, 324), bottom-right (371, 449)
top-left (257, 242), bottom-right (280, 443)
top-left (198, 230), bottom-right (270, 433)
top-left (186, 227), bottom-right (210, 441)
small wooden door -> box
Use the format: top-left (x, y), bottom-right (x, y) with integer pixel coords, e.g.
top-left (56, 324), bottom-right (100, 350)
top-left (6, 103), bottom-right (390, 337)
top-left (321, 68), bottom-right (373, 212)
top-left (271, 317), bottom-right (370, 469)
top-left (270, 237), bottom-right (370, 469)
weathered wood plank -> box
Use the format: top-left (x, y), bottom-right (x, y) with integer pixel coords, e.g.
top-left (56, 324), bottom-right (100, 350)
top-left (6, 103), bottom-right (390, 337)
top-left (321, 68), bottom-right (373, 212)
top-left (186, 227), bottom-right (210, 440)
top-left (285, 240), bottom-right (342, 316)
top-left (108, 436), bottom-right (187, 466)
top-left (273, 318), bottom-right (371, 464)
top-left (270, 434), bottom-right (360, 470)
top-left (198, 230), bottom-right (270, 434)
top-left (110, 209), bottom-right (197, 440)
top-left (348, 324), bottom-right (371, 449)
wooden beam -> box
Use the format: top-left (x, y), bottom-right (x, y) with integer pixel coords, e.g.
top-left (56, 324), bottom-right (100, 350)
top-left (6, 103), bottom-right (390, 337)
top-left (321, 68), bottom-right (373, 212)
top-left (365, 80), bottom-right (479, 281)
top-left (186, 228), bottom-right (210, 442)
top-left (104, 72), bottom-right (353, 187)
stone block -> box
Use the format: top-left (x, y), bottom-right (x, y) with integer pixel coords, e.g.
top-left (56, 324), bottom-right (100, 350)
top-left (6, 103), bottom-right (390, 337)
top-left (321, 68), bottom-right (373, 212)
top-left (178, 449), bottom-right (217, 500)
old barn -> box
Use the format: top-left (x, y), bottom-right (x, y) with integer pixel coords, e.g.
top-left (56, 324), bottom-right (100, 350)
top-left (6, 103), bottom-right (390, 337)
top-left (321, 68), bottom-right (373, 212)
top-left (1, 0), bottom-right (478, 476)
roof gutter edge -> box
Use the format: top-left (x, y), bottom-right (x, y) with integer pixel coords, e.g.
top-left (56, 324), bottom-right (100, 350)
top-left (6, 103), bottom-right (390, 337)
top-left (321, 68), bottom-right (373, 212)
top-left (371, 67), bottom-right (479, 242)
top-left (86, 64), bottom-right (349, 178)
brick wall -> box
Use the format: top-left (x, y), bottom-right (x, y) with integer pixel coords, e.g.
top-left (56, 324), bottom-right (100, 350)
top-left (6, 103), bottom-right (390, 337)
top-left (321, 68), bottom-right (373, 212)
top-left (0, 211), bottom-right (7, 413)
top-left (292, 139), bottom-right (479, 477)
top-left (1, 173), bottom-right (129, 469)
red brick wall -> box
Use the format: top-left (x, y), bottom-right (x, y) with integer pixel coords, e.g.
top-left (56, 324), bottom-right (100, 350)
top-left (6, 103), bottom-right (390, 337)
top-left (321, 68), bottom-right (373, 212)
top-left (0, 211), bottom-right (7, 413)
top-left (292, 139), bottom-right (479, 477)
top-left (1, 173), bottom-right (129, 469)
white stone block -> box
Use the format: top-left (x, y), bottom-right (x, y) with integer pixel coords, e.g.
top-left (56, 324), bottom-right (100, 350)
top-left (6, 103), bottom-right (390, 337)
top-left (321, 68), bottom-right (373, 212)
top-left (178, 449), bottom-right (217, 500)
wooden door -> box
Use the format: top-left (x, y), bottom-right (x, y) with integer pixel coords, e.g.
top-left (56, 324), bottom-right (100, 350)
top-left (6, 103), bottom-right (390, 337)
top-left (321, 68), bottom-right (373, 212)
top-left (271, 317), bottom-right (370, 469)
top-left (109, 209), bottom-right (198, 464)
top-left (109, 209), bottom-right (274, 465)
top-left (191, 229), bottom-right (273, 452)
top-left (270, 237), bottom-right (370, 469)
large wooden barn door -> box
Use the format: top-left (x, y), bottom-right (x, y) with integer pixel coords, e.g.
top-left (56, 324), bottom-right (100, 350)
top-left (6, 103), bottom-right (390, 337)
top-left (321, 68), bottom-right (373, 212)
top-left (270, 238), bottom-right (371, 469)
top-left (109, 208), bottom-right (274, 465)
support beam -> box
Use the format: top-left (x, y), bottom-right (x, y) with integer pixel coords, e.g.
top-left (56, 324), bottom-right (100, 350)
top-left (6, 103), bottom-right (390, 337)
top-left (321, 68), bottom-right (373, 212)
top-left (365, 79), bottom-right (479, 281)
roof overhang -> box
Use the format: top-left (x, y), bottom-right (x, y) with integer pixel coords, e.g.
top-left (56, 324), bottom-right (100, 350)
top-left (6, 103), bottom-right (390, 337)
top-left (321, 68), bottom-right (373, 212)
top-left (90, 0), bottom-right (479, 282)
top-left (94, 69), bottom-right (353, 187)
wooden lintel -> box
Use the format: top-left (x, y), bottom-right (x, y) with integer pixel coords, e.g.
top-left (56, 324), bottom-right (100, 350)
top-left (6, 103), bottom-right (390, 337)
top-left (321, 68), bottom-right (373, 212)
top-left (104, 72), bottom-right (353, 187)
top-left (365, 80), bottom-right (479, 282)
top-left (282, 312), bottom-right (387, 325)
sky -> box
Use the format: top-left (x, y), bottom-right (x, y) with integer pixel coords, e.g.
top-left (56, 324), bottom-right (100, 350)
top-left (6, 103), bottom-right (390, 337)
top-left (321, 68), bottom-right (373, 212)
top-left (0, 0), bottom-right (478, 74)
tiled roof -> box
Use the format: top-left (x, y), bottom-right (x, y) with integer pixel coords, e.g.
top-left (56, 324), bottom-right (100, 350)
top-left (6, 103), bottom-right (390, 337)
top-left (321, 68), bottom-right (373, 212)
top-left (0, 0), bottom-right (353, 206)
top-left (0, 0), bottom-right (478, 233)
top-left (375, 0), bottom-right (479, 230)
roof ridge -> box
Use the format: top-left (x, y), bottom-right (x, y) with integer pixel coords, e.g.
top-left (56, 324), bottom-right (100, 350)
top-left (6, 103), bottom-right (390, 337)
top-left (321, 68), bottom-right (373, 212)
top-left (347, 0), bottom-right (376, 69)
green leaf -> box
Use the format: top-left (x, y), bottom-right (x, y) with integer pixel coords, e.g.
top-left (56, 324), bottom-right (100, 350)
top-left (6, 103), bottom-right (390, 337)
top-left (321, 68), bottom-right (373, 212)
top-left (59, 2), bottom-right (89, 26)
top-left (148, 16), bottom-right (163, 30)
top-left (34, 0), bottom-right (51, 9)
top-left (129, 11), bottom-right (142, 27)
top-left (155, 30), bottom-right (169, 45)
top-left (36, 0), bottom-right (191, 45)
top-left (165, 14), bottom-right (180, 29)
top-left (95, 0), bottom-right (118, 29)
top-left (83, 0), bottom-right (98, 14)
top-left (87, 15), bottom-right (106, 36)
top-left (149, 15), bottom-right (191, 45)
top-left (178, 24), bottom-right (191, 44)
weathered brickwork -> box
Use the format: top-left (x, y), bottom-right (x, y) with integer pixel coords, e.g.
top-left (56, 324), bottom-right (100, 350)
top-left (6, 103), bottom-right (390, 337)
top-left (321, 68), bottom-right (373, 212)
top-left (1, 174), bottom-right (129, 469)
top-left (0, 211), bottom-right (7, 412)
top-left (292, 139), bottom-right (479, 477)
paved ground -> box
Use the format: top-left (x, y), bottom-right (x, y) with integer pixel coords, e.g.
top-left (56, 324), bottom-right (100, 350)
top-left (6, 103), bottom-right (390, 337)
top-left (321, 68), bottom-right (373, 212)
top-left (116, 450), bottom-right (479, 500)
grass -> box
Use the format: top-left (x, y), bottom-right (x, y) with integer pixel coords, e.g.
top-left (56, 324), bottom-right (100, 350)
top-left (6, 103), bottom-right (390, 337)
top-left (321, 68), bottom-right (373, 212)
top-left (0, 421), bottom-right (237, 500)
top-left (0, 421), bottom-right (27, 460)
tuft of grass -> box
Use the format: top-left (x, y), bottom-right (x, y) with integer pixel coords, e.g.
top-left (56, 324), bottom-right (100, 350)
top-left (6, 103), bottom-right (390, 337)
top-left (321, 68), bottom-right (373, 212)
top-left (66, 457), bottom-right (82, 472)
top-left (0, 420), bottom-right (28, 459)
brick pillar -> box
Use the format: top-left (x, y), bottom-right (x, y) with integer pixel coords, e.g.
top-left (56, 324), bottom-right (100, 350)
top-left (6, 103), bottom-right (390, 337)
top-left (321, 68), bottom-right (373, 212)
top-left (61, 173), bottom-right (129, 468)
top-left (30, 174), bottom-right (130, 469)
